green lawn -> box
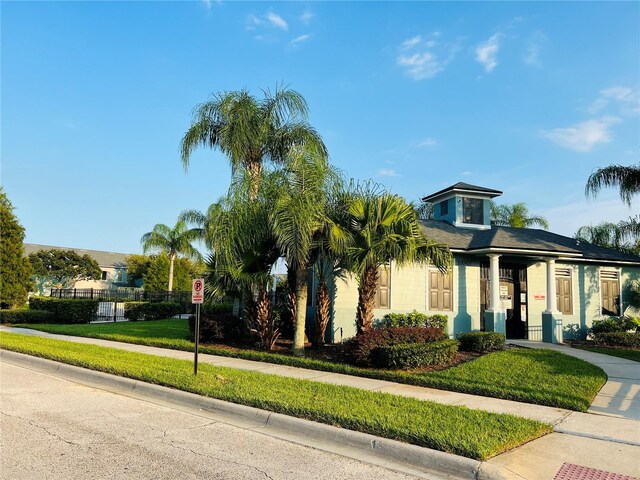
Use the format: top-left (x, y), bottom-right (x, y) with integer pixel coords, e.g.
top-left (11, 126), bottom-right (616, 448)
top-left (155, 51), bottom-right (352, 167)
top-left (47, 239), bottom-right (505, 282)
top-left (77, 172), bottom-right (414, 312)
top-left (0, 331), bottom-right (550, 460)
top-left (575, 346), bottom-right (640, 362)
top-left (15, 319), bottom-right (607, 411)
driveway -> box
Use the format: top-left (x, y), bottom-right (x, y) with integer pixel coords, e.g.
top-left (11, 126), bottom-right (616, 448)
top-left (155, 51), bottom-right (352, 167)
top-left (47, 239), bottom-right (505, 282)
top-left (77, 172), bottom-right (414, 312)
top-left (0, 362), bottom-right (418, 480)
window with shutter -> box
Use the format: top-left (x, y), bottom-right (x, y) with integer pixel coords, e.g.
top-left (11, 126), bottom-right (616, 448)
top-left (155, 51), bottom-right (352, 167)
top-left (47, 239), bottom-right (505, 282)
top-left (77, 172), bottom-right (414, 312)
top-left (555, 268), bottom-right (573, 315)
top-left (600, 271), bottom-right (620, 316)
top-left (375, 266), bottom-right (390, 309)
top-left (429, 269), bottom-right (452, 311)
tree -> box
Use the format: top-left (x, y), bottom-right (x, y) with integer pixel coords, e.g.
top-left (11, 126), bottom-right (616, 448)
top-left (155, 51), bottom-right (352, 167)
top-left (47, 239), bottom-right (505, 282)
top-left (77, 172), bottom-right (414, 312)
top-left (490, 202), bottom-right (549, 229)
top-left (125, 254), bottom-right (152, 287)
top-left (586, 163), bottom-right (640, 206)
top-left (269, 149), bottom-right (339, 355)
top-left (28, 250), bottom-right (102, 292)
top-left (0, 189), bottom-right (33, 308)
top-left (340, 187), bottom-right (452, 334)
top-left (416, 201), bottom-right (434, 220)
top-left (180, 86), bottom-right (328, 200)
top-left (143, 254), bottom-right (204, 291)
top-left (575, 222), bottom-right (640, 255)
top-left (141, 220), bottom-right (203, 292)
top-left (179, 202), bottom-right (223, 250)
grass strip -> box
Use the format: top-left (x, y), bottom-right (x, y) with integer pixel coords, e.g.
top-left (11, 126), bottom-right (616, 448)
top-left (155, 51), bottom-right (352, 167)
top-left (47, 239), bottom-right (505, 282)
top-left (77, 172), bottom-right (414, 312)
top-left (574, 346), bottom-right (640, 362)
top-left (15, 320), bottom-right (607, 411)
top-left (0, 331), bottom-right (550, 461)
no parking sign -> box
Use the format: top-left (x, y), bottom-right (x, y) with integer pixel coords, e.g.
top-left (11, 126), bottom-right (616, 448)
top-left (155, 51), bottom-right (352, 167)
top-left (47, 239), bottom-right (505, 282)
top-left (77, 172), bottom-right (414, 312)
top-left (192, 278), bottom-right (204, 304)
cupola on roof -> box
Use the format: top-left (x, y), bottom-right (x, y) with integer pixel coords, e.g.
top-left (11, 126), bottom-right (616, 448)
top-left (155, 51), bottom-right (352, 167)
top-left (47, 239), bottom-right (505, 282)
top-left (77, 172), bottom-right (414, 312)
top-left (422, 182), bottom-right (502, 203)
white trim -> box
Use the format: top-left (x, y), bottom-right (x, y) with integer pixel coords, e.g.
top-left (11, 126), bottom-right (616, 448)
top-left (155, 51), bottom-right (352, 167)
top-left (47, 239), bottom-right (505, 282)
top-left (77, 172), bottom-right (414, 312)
top-left (451, 221), bottom-right (491, 230)
top-left (468, 247), bottom-right (582, 257)
top-left (423, 189), bottom-right (500, 203)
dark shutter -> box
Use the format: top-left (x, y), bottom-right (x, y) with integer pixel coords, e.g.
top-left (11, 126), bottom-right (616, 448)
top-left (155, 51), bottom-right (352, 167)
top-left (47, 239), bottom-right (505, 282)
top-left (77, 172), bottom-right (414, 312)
top-left (430, 270), bottom-right (452, 311)
top-left (555, 269), bottom-right (572, 315)
top-left (601, 277), bottom-right (620, 316)
top-left (375, 267), bottom-right (390, 308)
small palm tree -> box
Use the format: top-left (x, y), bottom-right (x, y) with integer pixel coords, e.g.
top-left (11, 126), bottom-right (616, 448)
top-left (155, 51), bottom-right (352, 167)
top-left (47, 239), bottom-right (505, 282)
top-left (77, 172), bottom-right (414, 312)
top-left (575, 221), bottom-right (640, 255)
top-left (586, 163), bottom-right (640, 206)
top-left (490, 202), bottom-right (549, 229)
top-left (341, 188), bottom-right (452, 334)
top-left (180, 86), bottom-right (328, 200)
top-left (179, 202), bottom-right (223, 250)
top-left (141, 220), bottom-right (203, 292)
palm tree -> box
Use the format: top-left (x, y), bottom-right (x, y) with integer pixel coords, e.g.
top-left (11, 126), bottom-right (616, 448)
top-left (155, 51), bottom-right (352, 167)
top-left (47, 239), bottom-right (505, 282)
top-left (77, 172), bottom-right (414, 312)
top-left (575, 221), bottom-right (640, 255)
top-left (340, 188), bottom-right (452, 334)
top-left (179, 202), bottom-right (223, 250)
top-left (140, 220), bottom-right (203, 292)
top-left (586, 163), bottom-right (640, 206)
top-left (180, 86), bottom-right (328, 200)
top-left (490, 202), bottom-right (549, 229)
top-left (269, 149), bottom-right (341, 355)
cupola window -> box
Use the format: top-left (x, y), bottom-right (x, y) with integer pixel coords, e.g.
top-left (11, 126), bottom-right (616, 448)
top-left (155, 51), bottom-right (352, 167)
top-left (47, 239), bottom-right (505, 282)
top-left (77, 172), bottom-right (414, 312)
top-left (463, 198), bottom-right (484, 225)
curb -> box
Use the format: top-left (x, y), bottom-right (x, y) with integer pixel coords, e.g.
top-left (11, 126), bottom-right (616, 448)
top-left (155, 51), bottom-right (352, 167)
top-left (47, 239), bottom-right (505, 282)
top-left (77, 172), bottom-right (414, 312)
top-left (0, 349), bottom-right (515, 480)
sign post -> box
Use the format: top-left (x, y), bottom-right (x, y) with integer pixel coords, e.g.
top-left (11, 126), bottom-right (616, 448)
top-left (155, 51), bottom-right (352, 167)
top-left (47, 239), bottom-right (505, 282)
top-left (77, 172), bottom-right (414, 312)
top-left (191, 278), bottom-right (204, 375)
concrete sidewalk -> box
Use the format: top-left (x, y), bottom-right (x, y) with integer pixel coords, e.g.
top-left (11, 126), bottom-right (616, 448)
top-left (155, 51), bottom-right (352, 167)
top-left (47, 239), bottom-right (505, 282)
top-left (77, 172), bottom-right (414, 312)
top-left (508, 340), bottom-right (640, 420)
top-left (2, 326), bottom-right (640, 479)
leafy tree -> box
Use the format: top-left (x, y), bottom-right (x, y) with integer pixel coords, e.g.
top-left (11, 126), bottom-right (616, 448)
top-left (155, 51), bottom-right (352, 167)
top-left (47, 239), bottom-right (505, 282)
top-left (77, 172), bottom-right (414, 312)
top-left (125, 254), bottom-right (152, 286)
top-left (0, 189), bottom-right (33, 308)
top-left (490, 202), bottom-right (549, 229)
top-left (180, 86), bottom-right (328, 200)
top-left (416, 201), bottom-right (434, 220)
top-left (586, 163), bottom-right (640, 206)
top-left (575, 222), bottom-right (640, 255)
top-left (141, 220), bottom-right (203, 292)
top-left (339, 187), bottom-right (452, 334)
top-left (142, 253), bottom-right (204, 291)
top-left (28, 250), bottom-right (102, 292)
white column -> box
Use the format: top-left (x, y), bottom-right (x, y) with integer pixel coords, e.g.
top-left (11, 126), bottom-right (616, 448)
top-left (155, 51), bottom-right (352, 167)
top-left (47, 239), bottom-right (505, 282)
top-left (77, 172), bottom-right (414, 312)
top-left (545, 258), bottom-right (558, 313)
top-left (488, 254), bottom-right (501, 311)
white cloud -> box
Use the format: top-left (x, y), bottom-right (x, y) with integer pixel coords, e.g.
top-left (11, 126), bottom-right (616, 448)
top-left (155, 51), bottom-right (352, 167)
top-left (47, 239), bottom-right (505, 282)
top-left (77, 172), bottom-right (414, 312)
top-left (377, 168), bottom-right (400, 177)
top-left (291, 34), bottom-right (311, 45)
top-left (246, 14), bottom-right (262, 30)
top-left (475, 34), bottom-right (500, 72)
top-left (541, 116), bottom-right (621, 152)
top-left (601, 86), bottom-right (635, 102)
top-left (523, 43), bottom-right (540, 67)
top-left (461, 170), bottom-right (472, 177)
top-left (266, 12), bottom-right (288, 30)
top-left (401, 35), bottom-right (422, 50)
top-left (587, 85), bottom-right (639, 115)
top-left (397, 52), bottom-right (444, 80)
top-left (201, 0), bottom-right (212, 10)
top-left (416, 137), bottom-right (438, 147)
top-left (300, 11), bottom-right (314, 25)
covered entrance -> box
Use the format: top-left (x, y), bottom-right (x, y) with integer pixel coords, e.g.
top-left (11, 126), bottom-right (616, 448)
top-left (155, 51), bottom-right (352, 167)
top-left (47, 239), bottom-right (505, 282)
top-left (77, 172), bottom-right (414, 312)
top-left (481, 261), bottom-right (528, 339)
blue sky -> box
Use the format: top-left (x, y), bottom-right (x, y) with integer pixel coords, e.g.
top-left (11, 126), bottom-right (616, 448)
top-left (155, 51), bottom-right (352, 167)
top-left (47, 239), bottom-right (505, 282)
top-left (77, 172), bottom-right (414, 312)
top-left (2, 1), bottom-right (639, 254)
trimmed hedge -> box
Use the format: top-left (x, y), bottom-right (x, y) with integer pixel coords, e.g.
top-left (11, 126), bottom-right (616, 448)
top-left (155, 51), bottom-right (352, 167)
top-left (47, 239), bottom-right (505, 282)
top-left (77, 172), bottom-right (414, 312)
top-left (29, 296), bottom-right (98, 324)
top-left (124, 301), bottom-right (181, 321)
top-left (0, 309), bottom-right (54, 324)
top-left (347, 327), bottom-right (447, 367)
top-left (592, 317), bottom-right (638, 334)
top-left (371, 340), bottom-right (459, 369)
top-left (593, 332), bottom-right (640, 348)
top-left (457, 332), bottom-right (505, 353)
top-left (374, 310), bottom-right (448, 331)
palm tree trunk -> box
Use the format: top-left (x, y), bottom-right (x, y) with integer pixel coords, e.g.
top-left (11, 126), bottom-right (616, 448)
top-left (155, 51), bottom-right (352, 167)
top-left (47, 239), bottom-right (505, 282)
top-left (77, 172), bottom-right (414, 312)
top-left (168, 252), bottom-right (176, 292)
top-left (356, 266), bottom-right (379, 335)
top-left (247, 160), bottom-right (263, 202)
top-left (313, 279), bottom-right (330, 347)
top-left (287, 268), bottom-right (297, 337)
top-left (292, 266), bottom-right (308, 356)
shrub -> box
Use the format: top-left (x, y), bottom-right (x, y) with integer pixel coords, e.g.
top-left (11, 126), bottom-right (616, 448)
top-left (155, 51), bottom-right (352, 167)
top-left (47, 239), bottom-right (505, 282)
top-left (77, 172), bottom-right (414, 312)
top-left (188, 311), bottom-right (244, 343)
top-left (0, 309), bottom-right (54, 324)
top-left (371, 340), bottom-right (459, 369)
top-left (203, 303), bottom-right (233, 315)
top-left (591, 317), bottom-right (637, 334)
top-left (374, 310), bottom-right (448, 332)
top-left (592, 332), bottom-right (640, 349)
top-left (347, 327), bottom-right (447, 367)
top-left (124, 301), bottom-right (181, 321)
top-left (29, 296), bottom-right (98, 324)
top-left (457, 332), bottom-right (505, 353)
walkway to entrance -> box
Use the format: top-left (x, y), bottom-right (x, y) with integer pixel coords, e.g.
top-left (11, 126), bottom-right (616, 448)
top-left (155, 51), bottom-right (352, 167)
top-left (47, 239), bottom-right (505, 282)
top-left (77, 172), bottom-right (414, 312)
top-left (508, 340), bottom-right (640, 420)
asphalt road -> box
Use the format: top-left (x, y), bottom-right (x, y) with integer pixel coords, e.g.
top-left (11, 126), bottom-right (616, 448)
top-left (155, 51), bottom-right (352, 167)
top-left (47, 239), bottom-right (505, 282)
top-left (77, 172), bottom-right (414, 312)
top-left (0, 362), bottom-right (419, 480)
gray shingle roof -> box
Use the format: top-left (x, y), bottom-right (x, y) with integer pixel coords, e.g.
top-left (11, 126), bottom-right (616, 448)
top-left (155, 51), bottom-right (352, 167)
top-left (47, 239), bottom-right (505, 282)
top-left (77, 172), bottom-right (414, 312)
top-left (419, 220), bottom-right (640, 264)
top-left (23, 244), bottom-right (130, 268)
top-left (422, 182), bottom-right (503, 202)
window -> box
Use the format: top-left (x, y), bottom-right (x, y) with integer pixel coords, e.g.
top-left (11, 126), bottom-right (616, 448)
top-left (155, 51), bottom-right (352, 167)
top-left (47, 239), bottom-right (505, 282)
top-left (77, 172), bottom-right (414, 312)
top-left (429, 269), bottom-right (452, 311)
top-left (600, 271), bottom-right (620, 316)
top-left (555, 268), bottom-right (573, 315)
top-left (439, 199), bottom-right (449, 216)
top-left (375, 266), bottom-right (390, 308)
top-left (101, 271), bottom-right (108, 280)
top-left (462, 198), bottom-right (484, 225)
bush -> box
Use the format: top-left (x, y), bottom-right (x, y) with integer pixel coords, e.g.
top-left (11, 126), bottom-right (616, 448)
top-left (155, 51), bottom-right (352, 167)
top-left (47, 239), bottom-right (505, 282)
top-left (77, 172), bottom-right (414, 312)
top-left (347, 327), bottom-right (447, 367)
top-left (593, 332), bottom-right (640, 348)
top-left (457, 332), bottom-right (505, 353)
top-left (0, 309), bottom-right (54, 324)
top-left (29, 296), bottom-right (98, 324)
top-left (124, 301), bottom-right (181, 321)
top-left (371, 340), bottom-right (459, 369)
top-left (374, 310), bottom-right (448, 332)
top-left (591, 317), bottom-right (637, 334)
top-left (188, 311), bottom-right (244, 343)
